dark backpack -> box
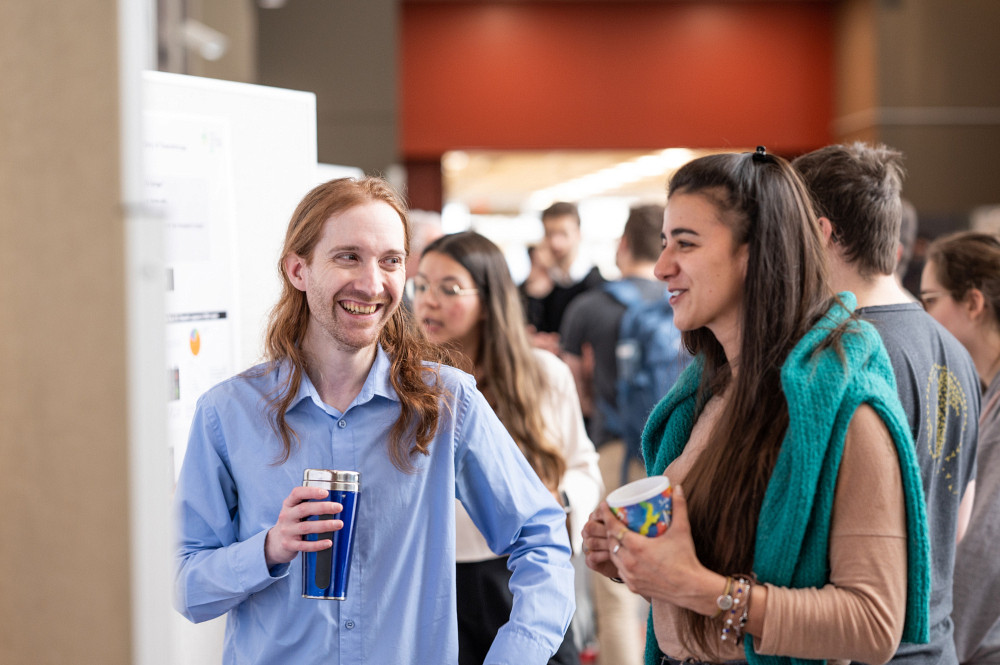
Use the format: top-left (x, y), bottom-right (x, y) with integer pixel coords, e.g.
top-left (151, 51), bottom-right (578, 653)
top-left (599, 280), bottom-right (689, 483)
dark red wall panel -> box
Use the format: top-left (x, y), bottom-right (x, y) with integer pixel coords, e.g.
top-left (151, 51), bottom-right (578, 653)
top-left (401, 2), bottom-right (834, 157)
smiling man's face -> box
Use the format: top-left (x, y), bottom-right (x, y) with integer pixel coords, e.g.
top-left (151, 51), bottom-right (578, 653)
top-left (285, 200), bottom-right (407, 354)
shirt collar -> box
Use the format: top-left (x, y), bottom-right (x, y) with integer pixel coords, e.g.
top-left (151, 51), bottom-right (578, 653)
top-left (288, 344), bottom-right (399, 415)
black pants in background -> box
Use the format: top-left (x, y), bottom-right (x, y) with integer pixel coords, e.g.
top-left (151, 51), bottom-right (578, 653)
top-left (456, 556), bottom-right (580, 665)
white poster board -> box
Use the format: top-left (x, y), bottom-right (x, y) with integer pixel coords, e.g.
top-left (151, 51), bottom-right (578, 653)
top-left (143, 71), bottom-right (318, 478)
top-left (142, 71), bottom-right (319, 665)
top-left (145, 111), bottom-right (238, 478)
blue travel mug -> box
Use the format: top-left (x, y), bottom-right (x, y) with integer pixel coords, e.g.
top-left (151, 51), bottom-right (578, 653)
top-left (302, 469), bottom-right (360, 600)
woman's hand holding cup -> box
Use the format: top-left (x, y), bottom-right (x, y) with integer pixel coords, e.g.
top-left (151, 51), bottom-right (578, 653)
top-left (603, 484), bottom-right (723, 615)
top-left (583, 475), bottom-right (672, 580)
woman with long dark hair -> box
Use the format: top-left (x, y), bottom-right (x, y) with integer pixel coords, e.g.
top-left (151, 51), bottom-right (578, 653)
top-left (583, 149), bottom-right (931, 665)
top-left (412, 230), bottom-right (602, 665)
top-left (922, 230), bottom-right (1000, 664)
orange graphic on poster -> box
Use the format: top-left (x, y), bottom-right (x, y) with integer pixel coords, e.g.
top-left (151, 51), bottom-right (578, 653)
top-left (189, 329), bottom-right (201, 356)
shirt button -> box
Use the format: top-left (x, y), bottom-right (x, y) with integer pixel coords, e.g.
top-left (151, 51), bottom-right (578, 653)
top-left (338, 419), bottom-right (347, 429)
top-left (345, 620), bottom-right (355, 629)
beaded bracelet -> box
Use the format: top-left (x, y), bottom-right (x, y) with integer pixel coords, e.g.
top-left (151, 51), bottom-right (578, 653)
top-left (720, 577), bottom-right (751, 644)
top-left (740, 579), bottom-right (754, 622)
top-left (735, 578), bottom-right (754, 645)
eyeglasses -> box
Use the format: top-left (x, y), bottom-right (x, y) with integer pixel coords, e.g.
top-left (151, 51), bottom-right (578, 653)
top-left (406, 278), bottom-right (479, 300)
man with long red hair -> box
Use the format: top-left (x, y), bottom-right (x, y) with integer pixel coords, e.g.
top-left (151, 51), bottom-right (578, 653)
top-left (173, 177), bottom-right (575, 665)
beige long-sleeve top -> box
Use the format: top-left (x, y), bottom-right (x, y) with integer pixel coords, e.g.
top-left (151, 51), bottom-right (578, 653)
top-left (456, 348), bottom-right (603, 561)
top-left (652, 403), bottom-right (908, 665)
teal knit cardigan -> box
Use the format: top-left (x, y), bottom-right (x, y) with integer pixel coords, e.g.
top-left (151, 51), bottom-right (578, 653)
top-left (640, 295), bottom-right (930, 665)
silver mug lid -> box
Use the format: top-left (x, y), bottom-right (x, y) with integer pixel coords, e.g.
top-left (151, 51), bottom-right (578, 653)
top-left (302, 468), bottom-right (360, 491)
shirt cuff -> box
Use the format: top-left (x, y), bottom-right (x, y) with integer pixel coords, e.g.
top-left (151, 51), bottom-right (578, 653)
top-left (483, 625), bottom-right (561, 665)
top-left (226, 528), bottom-right (290, 595)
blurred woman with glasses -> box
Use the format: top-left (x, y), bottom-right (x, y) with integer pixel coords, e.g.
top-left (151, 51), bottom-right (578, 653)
top-left (921, 230), bottom-right (1000, 665)
top-left (411, 230), bottom-right (602, 665)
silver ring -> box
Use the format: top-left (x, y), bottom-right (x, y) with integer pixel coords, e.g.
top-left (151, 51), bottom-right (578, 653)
top-left (612, 543), bottom-right (621, 555)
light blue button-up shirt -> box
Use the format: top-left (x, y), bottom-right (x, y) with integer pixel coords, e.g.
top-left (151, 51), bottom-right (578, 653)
top-left (174, 346), bottom-right (574, 665)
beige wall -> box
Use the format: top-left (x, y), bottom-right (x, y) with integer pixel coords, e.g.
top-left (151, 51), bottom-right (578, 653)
top-left (0, 2), bottom-right (131, 663)
top-left (187, 0), bottom-right (258, 84)
top-left (877, 0), bottom-right (1000, 226)
top-left (836, 0), bottom-right (1000, 229)
top-left (256, 0), bottom-right (398, 174)
top-left (834, 0), bottom-right (879, 144)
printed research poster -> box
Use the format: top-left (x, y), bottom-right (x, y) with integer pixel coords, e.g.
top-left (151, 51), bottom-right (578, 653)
top-left (145, 112), bottom-right (237, 480)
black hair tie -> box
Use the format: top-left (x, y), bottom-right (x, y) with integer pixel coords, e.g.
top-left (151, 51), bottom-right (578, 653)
top-left (752, 145), bottom-right (770, 163)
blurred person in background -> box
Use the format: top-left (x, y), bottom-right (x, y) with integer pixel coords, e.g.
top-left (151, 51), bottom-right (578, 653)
top-left (522, 241), bottom-right (557, 300)
top-left (561, 203), bottom-right (686, 665)
top-left (413, 230), bottom-right (603, 665)
top-left (522, 202), bottom-right (605, 353)
top-left (794, 143), bottom-right (979, 665)
top-left (896, 199), bottom-right (921, 298)
top-left (922, 230), bottom-right (1000, 665)
top-left (402, 209), bottom-right (443, 309)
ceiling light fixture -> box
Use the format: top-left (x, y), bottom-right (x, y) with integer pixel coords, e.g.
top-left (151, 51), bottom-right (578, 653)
top-left (526, 148), bottom-right (697, 211)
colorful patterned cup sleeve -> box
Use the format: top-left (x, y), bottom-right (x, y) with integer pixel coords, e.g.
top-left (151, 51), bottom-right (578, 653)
top-left (607, 475), bottom-right (672, 537)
